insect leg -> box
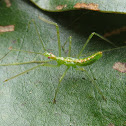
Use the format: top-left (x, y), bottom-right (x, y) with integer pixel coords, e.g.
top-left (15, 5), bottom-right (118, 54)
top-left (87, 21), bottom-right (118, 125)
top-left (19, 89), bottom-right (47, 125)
top-left (76, 67), bottom-right (106, 101)
top-left (28, 19), bottom-right (46, 51)
top-left (88, 66), bottom-right (96, 80)
top-left (0, 60), bottom-right (51, 66)
top-left (0, 47), bottom-right (45, 62)
top-left (53, 66), bottom-right (70, 104)
top-left (9, 48), bottom-right (44, 55)
top-left (77, 32), bottom-right (116, 58)
top-left (102, 45), bottom-right (126, 53)
top-left (38, 16), bottom-right (61, 57)
top-left (68, 36), bottom-right (72, 57)
top-left (61, 36), bottom-right (72, 56)
top-left (4, 64), bottom-right (44, 82)
top-left (3, 63), bottom-right (58, 82)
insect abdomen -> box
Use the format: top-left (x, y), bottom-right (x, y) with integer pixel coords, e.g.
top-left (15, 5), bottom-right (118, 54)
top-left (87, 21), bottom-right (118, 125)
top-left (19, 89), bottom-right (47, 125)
top-left (76, 52), bottom-right (102, 66)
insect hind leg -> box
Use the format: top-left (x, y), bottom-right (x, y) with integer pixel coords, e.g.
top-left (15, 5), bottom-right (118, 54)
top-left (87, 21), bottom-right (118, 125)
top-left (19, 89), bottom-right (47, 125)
top-left (76, 67), bottom-right (106, 101)
top-left (77, 32), bottom-right (116, 58)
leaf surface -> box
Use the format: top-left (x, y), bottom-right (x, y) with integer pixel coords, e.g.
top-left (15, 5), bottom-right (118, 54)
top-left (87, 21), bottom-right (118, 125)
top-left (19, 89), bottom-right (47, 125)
top-left (0, 0), bottom-right (126, 126)
top-left (31, 0), bottom-right (126, 13)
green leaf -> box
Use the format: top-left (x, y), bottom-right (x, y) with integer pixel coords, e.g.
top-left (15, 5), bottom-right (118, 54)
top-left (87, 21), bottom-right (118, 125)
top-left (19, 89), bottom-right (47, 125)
top-left (31, 0), bottom-right (126, 13)
top-left (0, 0), bottom-right (126, 126)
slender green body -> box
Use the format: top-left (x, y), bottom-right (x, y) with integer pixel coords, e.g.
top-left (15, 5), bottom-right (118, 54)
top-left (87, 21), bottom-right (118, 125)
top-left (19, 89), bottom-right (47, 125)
top-left (43, 51), bottom-right (102, 67)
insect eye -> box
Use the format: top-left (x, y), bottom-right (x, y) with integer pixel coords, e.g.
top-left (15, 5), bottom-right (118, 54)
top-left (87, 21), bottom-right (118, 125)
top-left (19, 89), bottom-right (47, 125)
top-left (48, 57), bottom-right (50, 59)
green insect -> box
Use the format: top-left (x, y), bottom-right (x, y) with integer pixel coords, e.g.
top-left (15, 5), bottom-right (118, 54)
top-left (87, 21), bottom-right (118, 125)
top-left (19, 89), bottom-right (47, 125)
top-left (43, 51), bottom-right (102, 67)
top-left (0, 16), bottom-right (123, 104)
